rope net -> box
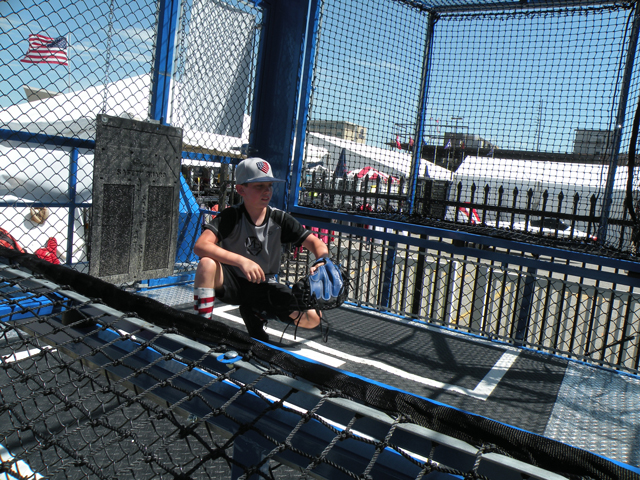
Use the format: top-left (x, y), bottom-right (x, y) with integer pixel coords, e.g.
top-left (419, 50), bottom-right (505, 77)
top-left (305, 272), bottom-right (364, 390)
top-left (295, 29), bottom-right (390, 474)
top-left (1, 246), bottom-right (636, 480)
top-left (300, 0), bottom-right (640, 256)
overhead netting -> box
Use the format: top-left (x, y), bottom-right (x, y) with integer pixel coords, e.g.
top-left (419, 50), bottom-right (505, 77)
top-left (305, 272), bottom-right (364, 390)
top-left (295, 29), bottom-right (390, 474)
top-left (2, 246), bottom-right (638, 480)
top-left (300, 0), bottom-right (640, 256)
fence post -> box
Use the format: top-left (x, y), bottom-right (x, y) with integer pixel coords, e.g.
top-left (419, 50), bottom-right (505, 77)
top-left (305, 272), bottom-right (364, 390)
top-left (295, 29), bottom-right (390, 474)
top-left (599, 4), bottom-right (640, 243)
top-left (411, 235), bottom-right (427, 315)
top-left (250, 0), bottom-right (311, 210)
top-left (380, 241), bottom-right (396, 309)
top-left (150, 0), bottom-right (180, 123)
top-left (409, 12), bottom-right (438, 214)
top-left (65, 147), bottom-right (79, 264)
top-left (515, 267), bottom-right (537, 344)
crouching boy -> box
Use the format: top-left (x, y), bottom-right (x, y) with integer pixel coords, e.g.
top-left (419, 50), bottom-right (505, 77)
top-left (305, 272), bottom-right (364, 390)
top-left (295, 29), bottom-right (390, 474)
top-left (193, 157), bottom-right (330, 341)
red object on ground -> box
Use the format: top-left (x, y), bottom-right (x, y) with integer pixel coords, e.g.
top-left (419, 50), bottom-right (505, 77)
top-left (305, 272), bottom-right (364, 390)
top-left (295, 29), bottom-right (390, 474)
top-left (35, 237), bottom-right (61, 264)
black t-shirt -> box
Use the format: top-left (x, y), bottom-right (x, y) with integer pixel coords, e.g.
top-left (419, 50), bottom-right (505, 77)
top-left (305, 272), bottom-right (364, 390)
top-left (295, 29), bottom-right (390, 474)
top-left (204, 204), bottom-right (309, 281)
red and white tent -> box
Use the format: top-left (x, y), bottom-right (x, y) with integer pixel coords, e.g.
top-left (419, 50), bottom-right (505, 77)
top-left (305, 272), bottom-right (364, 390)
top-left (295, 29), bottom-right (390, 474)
top-left (348, 166), bottom-right (399, 183)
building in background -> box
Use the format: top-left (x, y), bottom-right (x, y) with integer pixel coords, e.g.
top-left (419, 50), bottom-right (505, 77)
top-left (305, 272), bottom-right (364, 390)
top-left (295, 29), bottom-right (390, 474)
top-left (573, 129), bottom-right (613, 156)
top-left (308, 120), bottom-right (367, 144)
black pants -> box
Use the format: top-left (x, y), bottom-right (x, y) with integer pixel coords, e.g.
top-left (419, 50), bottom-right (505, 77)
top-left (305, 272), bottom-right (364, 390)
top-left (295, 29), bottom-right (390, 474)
top-left (215, 263), bottom-right (295, 323)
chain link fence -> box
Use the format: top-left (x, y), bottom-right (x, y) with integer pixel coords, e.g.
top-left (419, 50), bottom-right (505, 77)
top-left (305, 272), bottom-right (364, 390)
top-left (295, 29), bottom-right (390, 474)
top-left (1, 0), bottom-right (259, 275)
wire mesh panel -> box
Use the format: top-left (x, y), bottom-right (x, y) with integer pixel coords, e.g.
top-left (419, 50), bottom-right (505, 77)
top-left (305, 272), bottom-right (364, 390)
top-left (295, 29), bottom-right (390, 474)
top-left (0, 0), bottom-right (159, 269)
top-left (299, 0), bottom-right (640, 256)
top-left (172, 0), bottom-right (260, 151)
top-left (0, 0), bottom-right (264, 276)
top-left (300, 0), bottom-right (429, 211)
top-left (170, 0), bottom-right (261, 230)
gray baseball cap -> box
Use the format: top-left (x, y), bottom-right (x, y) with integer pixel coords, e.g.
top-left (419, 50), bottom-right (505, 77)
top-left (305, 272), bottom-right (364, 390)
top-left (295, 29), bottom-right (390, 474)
top-left (235, 157), bottom-right (284, 184)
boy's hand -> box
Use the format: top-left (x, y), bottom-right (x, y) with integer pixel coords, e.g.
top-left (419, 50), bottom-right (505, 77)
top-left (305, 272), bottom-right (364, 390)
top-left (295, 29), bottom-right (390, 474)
top-left (309, 257), bottom-right (327, 274)
top-left (239, 258), bottom-right (265, 283)
top-left (292, 258), bottom-right (349, 310)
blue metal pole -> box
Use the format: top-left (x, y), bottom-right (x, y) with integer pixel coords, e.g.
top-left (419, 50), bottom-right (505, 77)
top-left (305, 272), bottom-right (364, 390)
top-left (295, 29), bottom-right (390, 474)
top-left (515, 267), bottom-right (537, 344)
top-left (249, 0), bottom-right (310, 210)
top-left (66, 147), bottom-right (79, 265)
top-left (598, 5), bottom-right (640, 243)
top-left (291, 0), bottom-right (322, 210)
top-left (0, 128), bottom-right (94, 149)
top-left (408, 13), bottom-right (437, 215)
top-left (380, 242), bottom-right (396, 309)
top-left (150, 0), bottom-right (180, 124)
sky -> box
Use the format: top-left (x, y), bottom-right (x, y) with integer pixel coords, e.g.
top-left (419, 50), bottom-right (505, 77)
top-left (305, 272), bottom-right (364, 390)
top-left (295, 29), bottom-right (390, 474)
top-left (309, 0), bottom-right (636, 154)
top-left (1, 0), bottom-right (636, 157)
top-left (0, 0), bottom-right (157, 110)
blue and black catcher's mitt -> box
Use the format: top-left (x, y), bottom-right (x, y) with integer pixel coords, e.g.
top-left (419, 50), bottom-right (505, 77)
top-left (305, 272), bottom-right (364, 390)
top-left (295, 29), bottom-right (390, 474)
top-left (292, 258), bottom-right (349, 311)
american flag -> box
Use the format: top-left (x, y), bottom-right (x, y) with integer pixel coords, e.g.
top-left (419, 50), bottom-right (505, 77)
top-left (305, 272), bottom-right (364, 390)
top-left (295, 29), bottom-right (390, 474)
top-left (256, 161), bottom-right (270, 174)
top-left (21, 34), bottom-right (68, 65)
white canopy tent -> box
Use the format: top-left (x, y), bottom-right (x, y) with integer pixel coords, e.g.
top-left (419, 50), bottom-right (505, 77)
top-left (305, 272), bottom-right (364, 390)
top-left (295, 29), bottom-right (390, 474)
top-left (0, 73), bottom-right (256, 260)
top-left (0, 74), bottom-right (251, 153)
top-left (306, 131), bottom-right (453, 180)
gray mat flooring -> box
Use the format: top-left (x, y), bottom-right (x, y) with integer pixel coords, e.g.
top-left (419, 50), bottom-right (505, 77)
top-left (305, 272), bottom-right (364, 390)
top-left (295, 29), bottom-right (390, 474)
top-left (140, 283), bottom-right (640, 469)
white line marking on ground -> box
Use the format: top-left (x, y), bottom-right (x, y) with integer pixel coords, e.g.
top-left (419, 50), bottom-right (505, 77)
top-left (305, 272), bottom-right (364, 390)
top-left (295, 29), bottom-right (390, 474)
top-left (212, 305), bottom-right (519, 400)
top-left (0, 443), bottom-right (44, 479)
top-left (472, 350), bottom-right (520, 398)
top-left (290, 348), bottom-right (346, 368)
top-left (1, 346), bottom-right (54, 364)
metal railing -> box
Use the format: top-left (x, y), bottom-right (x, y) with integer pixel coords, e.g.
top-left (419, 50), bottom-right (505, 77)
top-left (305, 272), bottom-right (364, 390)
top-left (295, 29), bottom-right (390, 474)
top-left (281, 218), bottom-right (640, 375)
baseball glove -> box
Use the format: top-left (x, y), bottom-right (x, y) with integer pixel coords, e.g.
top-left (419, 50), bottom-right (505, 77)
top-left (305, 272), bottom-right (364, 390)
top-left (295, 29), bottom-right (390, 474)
top-left (292, 258), bottom-right (349, 311)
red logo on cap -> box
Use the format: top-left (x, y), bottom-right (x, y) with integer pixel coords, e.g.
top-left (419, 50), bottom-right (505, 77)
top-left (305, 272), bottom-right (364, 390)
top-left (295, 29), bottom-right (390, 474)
top-left (256, 161), bottom-right (269, 174)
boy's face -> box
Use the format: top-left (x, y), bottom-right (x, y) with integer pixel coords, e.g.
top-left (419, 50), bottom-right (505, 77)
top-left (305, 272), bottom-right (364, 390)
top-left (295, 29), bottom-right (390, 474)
top-left (237, 182), bottom-right (273, 208)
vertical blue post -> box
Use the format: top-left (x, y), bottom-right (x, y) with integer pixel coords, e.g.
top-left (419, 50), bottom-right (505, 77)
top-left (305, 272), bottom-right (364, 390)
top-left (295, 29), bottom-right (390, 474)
top-left (66, 147), bottom-right (79, 265)
top-left (515, 267), bottom-right (537, 344)
top-left (291, 0), bottom-right (322, 210)
top-left (150, 0), bottom-right (180, 124)
top-left (598, 6), bottom-right (640, 243)
top-left (249, 0), bottom-right (310, 210)
top-left (380, 13), bottom-right (437, 307)
top-left (408, 13), bottom-right (437, 215)
top-left (380, 242), bottom-right (396, 309)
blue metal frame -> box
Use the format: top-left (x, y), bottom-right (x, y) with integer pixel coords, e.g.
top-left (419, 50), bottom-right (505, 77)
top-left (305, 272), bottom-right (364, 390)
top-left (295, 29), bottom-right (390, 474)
top-left (599, 4), bottom-right (640, 243)
top-left (150, 0), bottom-right (180, 124)
top-left (65, 148), bottom-right (79, 265)
top-left (249, 0), bottom-right (310, 210)
top-left (376, 12), bottom-right (439, 308)
top-left (182, 151), bottom-right (234, 164)
top-left (291, 0), bottom-right (322, 212)
top-left (0, 129), bottom-right (94, 264)
top-left (408, 12), bottom-right (438, 215)
top-left (290, 208), bottom-right (640, 287)
top-left (0, 128), bottom-right (95, 149)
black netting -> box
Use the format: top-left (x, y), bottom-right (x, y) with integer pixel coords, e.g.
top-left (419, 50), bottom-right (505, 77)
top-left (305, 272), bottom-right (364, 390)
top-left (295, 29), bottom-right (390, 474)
top-left (2, 246), bottom-right (638, 479)
top-left (299, 0), bottom-right (640, 255)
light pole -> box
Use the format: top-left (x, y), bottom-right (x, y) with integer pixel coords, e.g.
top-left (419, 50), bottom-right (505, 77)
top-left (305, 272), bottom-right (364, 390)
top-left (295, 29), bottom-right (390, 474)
top-left (452, 116), bottom-right (463, 141)
top-left (451, 116), bottom-right (462, 165)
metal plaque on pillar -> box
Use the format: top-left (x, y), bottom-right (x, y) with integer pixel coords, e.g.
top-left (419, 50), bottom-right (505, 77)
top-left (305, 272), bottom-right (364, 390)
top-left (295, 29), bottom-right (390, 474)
top-left (90, 114), bottom-right (183, 284)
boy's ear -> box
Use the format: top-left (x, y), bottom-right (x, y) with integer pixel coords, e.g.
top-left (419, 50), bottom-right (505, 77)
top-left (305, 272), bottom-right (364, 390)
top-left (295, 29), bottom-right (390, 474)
top-left (235, 184), bottom-right (245, 196)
